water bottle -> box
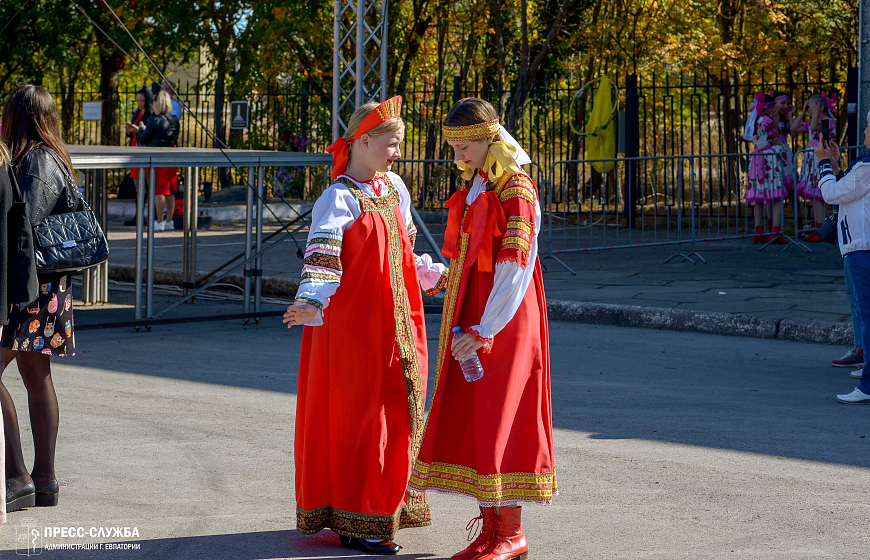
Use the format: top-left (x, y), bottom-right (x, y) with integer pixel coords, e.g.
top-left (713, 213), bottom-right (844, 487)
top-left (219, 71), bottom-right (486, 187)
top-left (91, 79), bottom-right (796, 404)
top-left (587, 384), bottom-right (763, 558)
top-left (452, 326), bottom-right (485, 382)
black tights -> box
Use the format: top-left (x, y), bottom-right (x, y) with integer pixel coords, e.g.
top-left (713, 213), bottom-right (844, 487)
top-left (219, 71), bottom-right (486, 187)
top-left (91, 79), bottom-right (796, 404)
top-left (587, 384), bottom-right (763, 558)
top-left (1, 348), bottom-right (58, 488)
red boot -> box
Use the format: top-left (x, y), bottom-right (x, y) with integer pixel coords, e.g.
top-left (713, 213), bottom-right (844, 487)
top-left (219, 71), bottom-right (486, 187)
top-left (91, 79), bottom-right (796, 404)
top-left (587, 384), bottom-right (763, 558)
top-left (753, 225), bottom-right (768, 244)
top-left (804, 222), bottom-right (824, 242)
top-left (450, 508), bottom-right (498, 560)
top-left (474, 506), bottom-right (529, 560)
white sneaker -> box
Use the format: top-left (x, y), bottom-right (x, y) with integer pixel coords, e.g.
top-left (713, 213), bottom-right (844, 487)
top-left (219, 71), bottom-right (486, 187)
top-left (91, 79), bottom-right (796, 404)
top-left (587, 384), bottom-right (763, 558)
top-left (836, 388), bottom-right (870, 404)
top-left (164, 220), bottom-right (175, 231)
top-left (152, 220), bottom-right (164, 232)
top-left (851, 368), bottom-right (863, 379)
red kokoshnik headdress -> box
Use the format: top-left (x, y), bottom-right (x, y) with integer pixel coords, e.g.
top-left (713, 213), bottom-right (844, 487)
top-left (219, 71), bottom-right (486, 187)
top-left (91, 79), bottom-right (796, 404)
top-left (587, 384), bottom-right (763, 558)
top-left (325, 96), bottom-right (403, 179)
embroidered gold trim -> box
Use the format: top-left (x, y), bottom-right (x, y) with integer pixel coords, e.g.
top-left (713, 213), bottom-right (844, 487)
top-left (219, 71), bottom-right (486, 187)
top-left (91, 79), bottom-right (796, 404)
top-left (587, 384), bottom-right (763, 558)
top-left (301, 271), bottom-right (340, 283)
top-left (501, 238), bottom-right (531, 253)
top-left (506, 216), bottom-right (534, 235)
top-left (409, 460), bottom-right (557, 505)
top-left (496, 173), bottom-right (537, 204)
top-left (308, 237), bottom-right (343, 248)
top-left (295, 296), bottom-right (323, 310)
top-left (335, 174), bottom-right (401, 213)
top-left (499, 186), bottom-right (535, 205)
top-left (442, 118), bottom-right (500, 141)
top-left (296, 492), bottom-right (431, 539)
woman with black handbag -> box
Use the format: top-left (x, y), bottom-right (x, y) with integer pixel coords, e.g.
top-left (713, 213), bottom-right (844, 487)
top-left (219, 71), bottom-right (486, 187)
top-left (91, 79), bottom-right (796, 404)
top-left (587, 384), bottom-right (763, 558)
top-left (1, 85), bottom-right (85, 512)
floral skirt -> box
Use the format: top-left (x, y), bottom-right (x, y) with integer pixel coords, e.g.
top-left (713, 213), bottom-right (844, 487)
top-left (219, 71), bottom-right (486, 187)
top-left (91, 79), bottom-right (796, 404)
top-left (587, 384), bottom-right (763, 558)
top-left (797, 148), bottom-right (825, 201)
top-left (0, 275), bottom-right (75, 357)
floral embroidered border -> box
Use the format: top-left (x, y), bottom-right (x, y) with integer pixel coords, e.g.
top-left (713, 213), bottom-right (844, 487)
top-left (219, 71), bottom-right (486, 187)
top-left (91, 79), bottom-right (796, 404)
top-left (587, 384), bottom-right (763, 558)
top-left (409, 460), bottom-right (557, 507)
top-left (296, 492), bottom-right (431, 539)
top-left (303, 253), bottom-right (343, 271)
top-left (425, 271), bottom-right (449, 296)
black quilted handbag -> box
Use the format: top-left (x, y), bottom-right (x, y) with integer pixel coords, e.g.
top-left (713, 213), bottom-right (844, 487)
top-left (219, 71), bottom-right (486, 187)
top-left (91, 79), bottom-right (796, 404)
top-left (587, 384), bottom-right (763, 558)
top-left (33, 202), bottom-right (109, 273)
top-left (32, 159), bottom-right (109, 273)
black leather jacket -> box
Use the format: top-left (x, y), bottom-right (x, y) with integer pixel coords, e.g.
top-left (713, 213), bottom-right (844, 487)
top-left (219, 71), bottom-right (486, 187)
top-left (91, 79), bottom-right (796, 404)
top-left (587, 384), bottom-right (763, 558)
top-left (137, 113), bottom-right (179, 147)
top-left (17, 148), bottom-right (84, 230)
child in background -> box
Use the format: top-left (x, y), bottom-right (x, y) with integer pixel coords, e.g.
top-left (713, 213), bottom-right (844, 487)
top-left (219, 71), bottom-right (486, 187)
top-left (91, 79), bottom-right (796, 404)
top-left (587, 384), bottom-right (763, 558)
top-left (744, 92), bottom-right (789, 243)
top-left (793, 92), bottom-right (837, 241)
top-left (774, 92), bottom-right (798, 201)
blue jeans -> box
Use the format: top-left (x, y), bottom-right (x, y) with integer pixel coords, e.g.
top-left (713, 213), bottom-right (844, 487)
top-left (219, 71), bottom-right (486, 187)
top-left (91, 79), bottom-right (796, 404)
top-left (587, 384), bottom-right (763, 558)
top-left (845, 258), bottom-right (863, 349)
top-left (845, 251), bottom-right (870, 393)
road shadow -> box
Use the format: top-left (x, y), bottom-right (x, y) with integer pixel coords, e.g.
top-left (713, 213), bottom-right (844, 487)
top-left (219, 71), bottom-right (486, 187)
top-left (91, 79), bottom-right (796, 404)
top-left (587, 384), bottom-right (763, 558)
top-left (61, 313), bottom-right (870, 469)
top-left (547, 321), bottom-right (870, 469)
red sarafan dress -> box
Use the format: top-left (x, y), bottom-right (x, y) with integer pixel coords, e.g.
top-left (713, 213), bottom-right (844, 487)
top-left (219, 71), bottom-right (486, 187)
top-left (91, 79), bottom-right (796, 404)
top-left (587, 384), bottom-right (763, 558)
top-left (293, 172), bottom-right (447, 539)
top-left (409, 168), bottom-right (557, 507)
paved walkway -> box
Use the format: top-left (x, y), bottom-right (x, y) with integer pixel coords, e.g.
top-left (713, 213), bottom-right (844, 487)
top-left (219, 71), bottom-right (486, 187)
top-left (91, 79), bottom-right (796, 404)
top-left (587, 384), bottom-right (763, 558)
top-left (0, 313), bottom-right (866, 558)
top-left (101, 217), bottom-right (854, 343)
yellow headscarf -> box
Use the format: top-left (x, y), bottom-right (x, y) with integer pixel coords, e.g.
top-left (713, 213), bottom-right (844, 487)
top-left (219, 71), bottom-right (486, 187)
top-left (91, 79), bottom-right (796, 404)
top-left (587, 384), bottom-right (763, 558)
top-left (455, 141), bottom-right (522, 182)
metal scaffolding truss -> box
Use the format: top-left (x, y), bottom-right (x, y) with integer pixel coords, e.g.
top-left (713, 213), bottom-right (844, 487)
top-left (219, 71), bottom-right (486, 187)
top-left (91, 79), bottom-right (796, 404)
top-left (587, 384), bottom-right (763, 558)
top-left (332, 0), bottom-right (389, 138)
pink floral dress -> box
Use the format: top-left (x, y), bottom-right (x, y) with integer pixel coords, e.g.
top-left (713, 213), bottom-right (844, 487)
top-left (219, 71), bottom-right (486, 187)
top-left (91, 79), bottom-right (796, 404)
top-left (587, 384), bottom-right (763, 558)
top-left (797, 118), bottom-right (836, 201)
top-left (778, 118), bottom-right (797, 192)
top-left (745, 116), bottom-right (789, 203)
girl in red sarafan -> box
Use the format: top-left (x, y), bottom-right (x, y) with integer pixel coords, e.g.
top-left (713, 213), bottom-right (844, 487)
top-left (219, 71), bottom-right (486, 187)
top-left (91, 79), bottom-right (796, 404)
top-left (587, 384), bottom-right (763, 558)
top-left (408, 98), bottom-right (556, 560)
top-left (283, 96), bottom-right (447, 556)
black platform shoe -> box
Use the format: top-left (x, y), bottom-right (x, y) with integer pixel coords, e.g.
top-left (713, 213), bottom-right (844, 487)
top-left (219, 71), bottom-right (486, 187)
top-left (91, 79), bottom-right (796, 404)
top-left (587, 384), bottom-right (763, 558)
top-left (339, 535), bottom-right (401, 555)
top-left (6, 480), bottom-right (36, 512)
top-left (34, 479), bottom-right (59, 507)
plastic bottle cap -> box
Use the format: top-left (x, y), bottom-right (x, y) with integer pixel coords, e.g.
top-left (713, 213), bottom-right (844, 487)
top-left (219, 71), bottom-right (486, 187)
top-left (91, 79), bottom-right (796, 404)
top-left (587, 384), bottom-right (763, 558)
top-left (452, 326), bottom-right (462, 334)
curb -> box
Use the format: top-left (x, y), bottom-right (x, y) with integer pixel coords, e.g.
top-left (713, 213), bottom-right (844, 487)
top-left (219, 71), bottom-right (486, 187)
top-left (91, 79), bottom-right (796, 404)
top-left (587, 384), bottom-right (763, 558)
top-left (105, 265), bottom-right (853, 346)
top-left (545, 300), bottom-right (852, 346)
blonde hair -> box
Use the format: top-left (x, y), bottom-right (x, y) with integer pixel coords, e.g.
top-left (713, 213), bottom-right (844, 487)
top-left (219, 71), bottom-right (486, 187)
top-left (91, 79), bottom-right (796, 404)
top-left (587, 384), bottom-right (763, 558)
top-left (344, 102), bottom-right (404, 166)
top-left (0, 137), bottom-right (8, 166)
top-left (154, 90), bottom-right (173, 116)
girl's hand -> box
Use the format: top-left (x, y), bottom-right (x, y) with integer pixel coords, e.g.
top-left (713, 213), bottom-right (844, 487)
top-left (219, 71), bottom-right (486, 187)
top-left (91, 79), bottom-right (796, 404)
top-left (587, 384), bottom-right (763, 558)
top-left (814, 141), bottom-right (832, 162)
top-left (283, 302), bottom-right (318, 328)
top-left (802, 100), bottom-right (810, 111)
top-left (451, 332), bottom-right (486, 362)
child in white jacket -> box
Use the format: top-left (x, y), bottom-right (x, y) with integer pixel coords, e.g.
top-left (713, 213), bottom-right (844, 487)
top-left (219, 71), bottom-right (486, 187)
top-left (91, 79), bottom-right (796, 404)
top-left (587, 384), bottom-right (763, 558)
top-left (817, 115), bottom-right (870, 403)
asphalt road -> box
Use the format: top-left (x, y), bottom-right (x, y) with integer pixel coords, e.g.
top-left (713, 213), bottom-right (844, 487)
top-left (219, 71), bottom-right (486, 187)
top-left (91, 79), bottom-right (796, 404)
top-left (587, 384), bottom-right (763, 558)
top-left (0, 314), bottom-right (868, 559)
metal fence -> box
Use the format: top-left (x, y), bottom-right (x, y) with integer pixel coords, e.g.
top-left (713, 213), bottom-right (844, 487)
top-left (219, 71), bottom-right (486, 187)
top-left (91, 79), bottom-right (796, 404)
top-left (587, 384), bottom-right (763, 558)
top-left (17, 67), bottom-right (853, 207)
top-left (540, 145), bottom-right (865, 272)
